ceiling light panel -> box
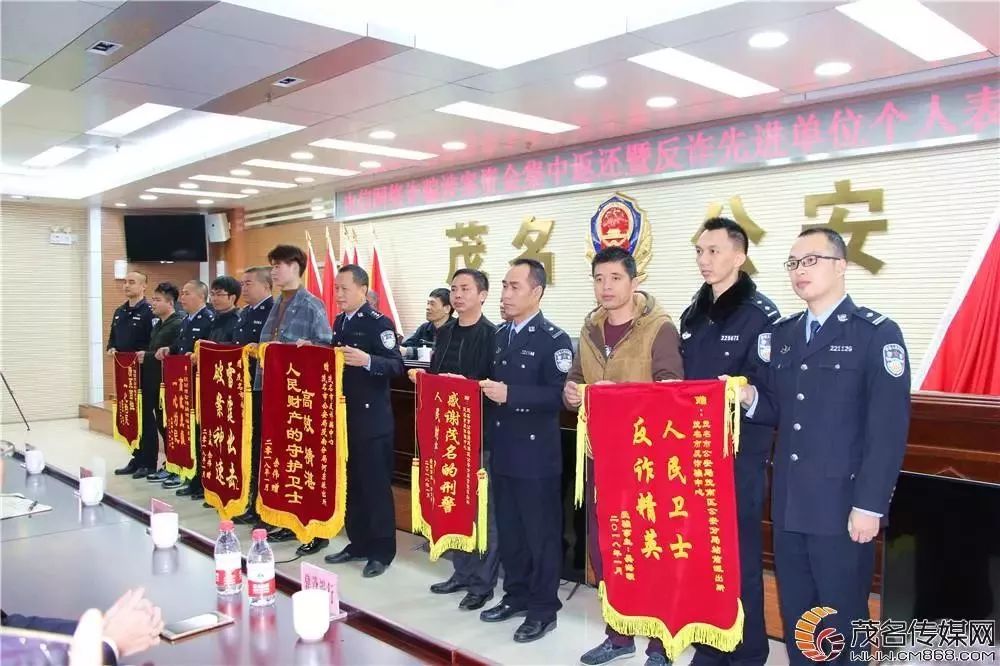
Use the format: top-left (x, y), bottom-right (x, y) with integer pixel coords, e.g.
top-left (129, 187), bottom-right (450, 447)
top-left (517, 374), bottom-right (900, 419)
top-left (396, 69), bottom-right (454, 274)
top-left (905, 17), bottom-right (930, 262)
top-left (308, 139), bottom-right (438, 160)
top-left (22, 146), bottom-right (87, 168)
top-left (435, 101), bottom-right (578, 133)
top-left (146, 188), bottom-right (247, 199)
top-left (242, 159), bottom-right (359, 176)
top-left (837, 0), bottom-right (986, 62)
top-left (628, 48), bottom-right (778, 98)
top-left (190, 174), bottom-right (298, 188)
top-left (0, 80), bottom-right (30, 107)
top-left (86, 103), bottom-right (182, 138)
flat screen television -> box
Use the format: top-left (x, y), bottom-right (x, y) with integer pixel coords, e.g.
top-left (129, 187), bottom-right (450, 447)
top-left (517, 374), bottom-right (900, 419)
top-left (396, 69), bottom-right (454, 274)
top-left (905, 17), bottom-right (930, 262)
top-left (124, 214), bottom-right (207, 262)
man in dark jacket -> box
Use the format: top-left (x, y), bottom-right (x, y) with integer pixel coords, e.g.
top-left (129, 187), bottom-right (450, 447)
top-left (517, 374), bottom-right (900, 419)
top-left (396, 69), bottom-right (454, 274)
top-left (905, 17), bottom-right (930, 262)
top-left (206, 275), bottom-right (242, 343)
top-left (402, 288), bottom-right (453, 348)
top-left (411, 269), bottom-right (499, 611)
top-left (123, 282), bottom-right (185, 479)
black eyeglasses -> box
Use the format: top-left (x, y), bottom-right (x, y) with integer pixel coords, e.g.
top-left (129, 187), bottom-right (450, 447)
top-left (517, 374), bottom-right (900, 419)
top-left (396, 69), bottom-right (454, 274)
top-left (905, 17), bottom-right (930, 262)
top-left (784, 254), bottom-right (843, 271)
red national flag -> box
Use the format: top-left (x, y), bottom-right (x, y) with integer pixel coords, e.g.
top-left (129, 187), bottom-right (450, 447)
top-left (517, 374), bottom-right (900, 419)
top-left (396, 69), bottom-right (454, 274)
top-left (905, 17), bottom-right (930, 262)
top-left (112, 352), bottom-right (142, 452)
top-left (322, 227), bottom-right (339, 325)
top-left (919, 213), bottom-right (1000, 395)
top-left (411, 373), bottom-right (487, 558)
top-left (369, 237), bottom-right (402, 334)
top-left (196, 341), bottom-right (253, 519)
top-left (579, 379), bottom-right (745, 661)
top-left (304, 232), bottom-right (323, 300)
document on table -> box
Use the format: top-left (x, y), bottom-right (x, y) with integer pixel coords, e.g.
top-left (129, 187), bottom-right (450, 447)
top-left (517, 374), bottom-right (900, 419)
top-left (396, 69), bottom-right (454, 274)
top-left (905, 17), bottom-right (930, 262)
top-left (0, 493), bottom-right (52, 519)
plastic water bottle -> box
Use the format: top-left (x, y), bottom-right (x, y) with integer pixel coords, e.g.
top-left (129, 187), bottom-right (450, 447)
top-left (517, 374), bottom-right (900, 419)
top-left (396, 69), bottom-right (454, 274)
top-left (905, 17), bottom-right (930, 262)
top-left (214, 520), bottom-right (243, 595)
top-left (247, 528), bottom-right (276, 607)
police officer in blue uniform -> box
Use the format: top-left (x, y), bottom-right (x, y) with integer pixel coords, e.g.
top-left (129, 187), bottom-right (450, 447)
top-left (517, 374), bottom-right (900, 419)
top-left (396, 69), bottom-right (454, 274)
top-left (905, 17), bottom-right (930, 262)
top-left (324, 265), bottom-right (404, 577)
top-left (107, 271), bottom-right (155, 360)
top-left (478, 258), bottom-right (573, 644)
top-left (681, 218), bottom-right (778, 666)
top-left (154, 280), bottom-right (215, 494)
top-left (742, 228), bottom-right (910, 665)
top-left (232, 267), bottom-right (274, 525)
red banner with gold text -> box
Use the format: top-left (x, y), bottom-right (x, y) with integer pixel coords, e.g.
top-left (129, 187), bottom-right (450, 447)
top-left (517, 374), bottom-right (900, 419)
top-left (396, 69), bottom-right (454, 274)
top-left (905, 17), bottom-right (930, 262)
top-left (257, 343), bottom-right (346, 541)
top-left (411, 373), bottom-right (486, 559)
top-left (582, 379), bottom-right (745, 660)
top-left (196, 341), bottom-right (253, 519)
top-left (112, 352), bottom-right (142, 452)
top-left (161, 355), bottom-right (196, 479)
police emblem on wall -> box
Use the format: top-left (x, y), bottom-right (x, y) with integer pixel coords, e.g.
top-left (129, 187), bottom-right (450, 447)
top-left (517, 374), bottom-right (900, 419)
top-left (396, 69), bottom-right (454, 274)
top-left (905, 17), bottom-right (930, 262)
top-left (587, 193), bottom-right (653, 280)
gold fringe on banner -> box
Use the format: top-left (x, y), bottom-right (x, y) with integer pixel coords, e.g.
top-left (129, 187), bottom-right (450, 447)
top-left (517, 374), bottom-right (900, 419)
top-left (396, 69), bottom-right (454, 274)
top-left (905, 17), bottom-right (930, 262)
top-left (194, 341), bottom-right (202, 424)
top-left (574, 383), bottom-right (588, 508)
top-left (409, 463), bottom-right (478, 560)
top-left (476, 468), bottom-right (489, 554)
top-left (598, 582), bottom-right (745, 661)
top-left (410, 458), bottom-right (422, 533)
top-left (723, 376), bottom-right (747, 457)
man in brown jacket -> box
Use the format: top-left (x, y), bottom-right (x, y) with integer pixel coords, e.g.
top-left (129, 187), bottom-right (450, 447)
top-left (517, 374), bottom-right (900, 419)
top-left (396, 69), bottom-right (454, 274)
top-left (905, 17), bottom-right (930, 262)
top-left (564, 246), bottom-right (684, 666)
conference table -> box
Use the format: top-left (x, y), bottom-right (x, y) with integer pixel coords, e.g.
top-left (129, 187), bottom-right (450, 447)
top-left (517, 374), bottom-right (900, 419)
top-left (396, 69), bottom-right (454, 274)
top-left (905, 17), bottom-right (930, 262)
top-left (0, 458), bottom-right (458, 665)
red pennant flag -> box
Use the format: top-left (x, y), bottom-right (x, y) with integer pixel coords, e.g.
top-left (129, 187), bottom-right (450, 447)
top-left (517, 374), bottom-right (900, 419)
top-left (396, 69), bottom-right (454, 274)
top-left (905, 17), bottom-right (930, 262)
top-left (112, 352), bottom-right (142, 452)
top-left (196, 341), bottom-right (253, 519)
top-left (322, 227), bottom-right (339, 325)
top-left (162, 355), bottom-right (196, 479)
top-left (919, 214), bottom-right (1000, 395)
top-left (304, 232), bottom-right (323, 301)
top-left (580, 379), bottom-right (746, 661)
top-left (369, 236), bottom-right (402, 334)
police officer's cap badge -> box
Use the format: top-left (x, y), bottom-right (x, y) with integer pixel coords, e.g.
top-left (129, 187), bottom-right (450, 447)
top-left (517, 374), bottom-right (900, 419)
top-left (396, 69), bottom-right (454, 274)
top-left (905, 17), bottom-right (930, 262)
top-left (757, 333), bottom-right (771, 363)
top-left (882, 343), bottom-right (905, 378)
top-left (380, 330), bottom-right (396, 349)
top-left (587, 193), bottom-right (652, 281)
top-left (554, 349), bottom-right (573, 373)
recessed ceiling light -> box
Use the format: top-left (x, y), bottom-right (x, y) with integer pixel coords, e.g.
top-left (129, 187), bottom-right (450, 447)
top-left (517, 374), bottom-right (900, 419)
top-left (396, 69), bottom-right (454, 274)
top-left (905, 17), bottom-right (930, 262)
top-left (230, 168), bottom-right (252, 176)
top-left (242, 158), bottom-right (359, 176)
top-left (179, 182), bottom-right (199, 189)
top-left (435, 102), bottom-right (578, 134)
top-left (442, 141), bottom-right (467, 151)
top-left (646, 96), bottom-right (678, 109)
top-left (0, 80), bottom-right (30, 108)
top-left (309, 139), bottom-right (438, 161)
top-left (748, 31), bottom-right (788, 49)
top-left (359, 160), bottom-right (381, 169)
top-left (837, 0), bottom-right (985, 62)
top-left (814, 61), bottom-right (852, 77)
top-left (369, 130), bottom-right (396, 140)
top-left (191, 174), bottom-right (297, 189)
top-left (196, 199), bottom-right (214, 205)
top-left (629, 48), bottom-right (778, 98)
top-left (86, 103), bottom-right (182, 138)
top-left (291, 151), bottom-right (314, 160)
top-left (241, 188), bottom-right (259, 194)
top-left (146, 188), bottom-right (247, 199)
top-left (574, 74), bottom-right (607, 89)
top-left (139, 194), bottom-right (158, 201)
top-left (294, 176), bottom-right (315, 183)
top-left (22, 146), bottom-right (87, 168)
top-left (114, 202), bottom-right (127, 207)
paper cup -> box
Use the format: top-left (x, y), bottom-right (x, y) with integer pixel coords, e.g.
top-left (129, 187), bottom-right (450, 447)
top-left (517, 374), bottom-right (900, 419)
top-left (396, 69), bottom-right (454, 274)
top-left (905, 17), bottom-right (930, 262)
top-left (292, 589), bottom-right (330, 642)
top-left (25, 450), bottom-right (45, 474)
top-left (79, 476), bottom-right (104, 506)
top-left (151, 511), bottom-right (179, 548)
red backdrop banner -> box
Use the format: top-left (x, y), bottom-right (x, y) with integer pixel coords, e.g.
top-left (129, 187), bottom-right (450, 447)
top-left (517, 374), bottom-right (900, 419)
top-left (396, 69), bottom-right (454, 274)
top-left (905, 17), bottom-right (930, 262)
top-left (257, 343), bottom-right (346, 541)
top-left (583, 379), bottom-right (745, 660)
top-left (161, 355), bottom-right (196, 479)
top-left (112, 352), bottom-right (142, 452)
top-left (411, 373), bottom-right (486, 559)
top-left (196, 341), bottom-right (253, 519)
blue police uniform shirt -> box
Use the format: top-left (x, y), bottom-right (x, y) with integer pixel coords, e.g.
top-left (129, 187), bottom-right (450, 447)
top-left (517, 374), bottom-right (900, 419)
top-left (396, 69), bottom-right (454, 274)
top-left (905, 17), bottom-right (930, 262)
top-left (747, 295), bottom-right (911, 535)
top-left (679, 272), bottom-right (779, 456)
top-left (332, 302), bottom-right (404, 440)
top-left (489, 311), bottom-right (573, 479)
top-left (234, 296), bottom-right (273, 346)
top-left (107, 298), bottom-right (154, 353)
top-left (171, 306), bottom-right (214, 355)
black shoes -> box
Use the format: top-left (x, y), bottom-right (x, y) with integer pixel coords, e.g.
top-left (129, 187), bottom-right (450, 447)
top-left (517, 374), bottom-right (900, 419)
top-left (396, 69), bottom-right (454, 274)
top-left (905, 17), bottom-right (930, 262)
top-left (131, 466), bottom-right (153, 479)
top-left (114, 461), bottom-right (138, 476)
top-left (162, 474), bottom-right (184, 489)
top-left (459, 591), bottom-right (493, 611)
top-left (479, 602), bottom-right (527, 623)
top-left (296, 539), bottom-right (329, 555)
top-left (233, 511), bottom-right (260, 525)
top-left (324, 548), bottom-right (366, 564)
top-left (429, 577), bottom-right (468, 594)
top-left (513, 619), bottom-right (556, 643)
top-left (266, 527), bottom-right (297, 543)
top-left (362, 560), bottom-right (387, 578)
top-left (175, 484), bottom-right (200, 497)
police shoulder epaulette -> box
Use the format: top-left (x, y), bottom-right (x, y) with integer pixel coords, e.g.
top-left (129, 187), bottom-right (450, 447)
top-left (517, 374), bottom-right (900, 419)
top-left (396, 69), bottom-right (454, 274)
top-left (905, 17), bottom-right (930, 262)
top-left (749, 293), bottom-right (781, 319)
top-left (369, 309), bottom-right (383, 319)
top-left (774, 311), bottom-right (804, 326)
top-left (854, 307), bottom-right (889, 325)
top-left (541, 318), bottom-right (565, 339)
